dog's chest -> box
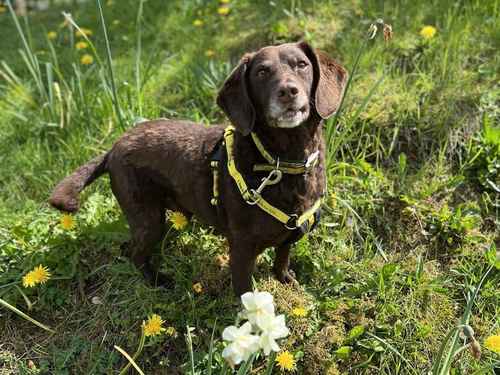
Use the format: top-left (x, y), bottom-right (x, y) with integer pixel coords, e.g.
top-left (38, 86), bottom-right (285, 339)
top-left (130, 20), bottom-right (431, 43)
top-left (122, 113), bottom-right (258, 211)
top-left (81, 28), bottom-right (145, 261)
top-left (220, 131), bottom-right (325, 243)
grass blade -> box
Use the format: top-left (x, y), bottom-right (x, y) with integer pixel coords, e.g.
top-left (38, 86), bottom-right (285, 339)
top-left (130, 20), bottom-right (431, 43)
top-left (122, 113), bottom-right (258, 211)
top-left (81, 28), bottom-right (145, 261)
top-left (14, 285), bottom-right (33, 311)
top-left (366, 332), bottom-right (416, 374)
top-left (118, 327), bottom-right (146, 375)
top-left (264, 351), bottom-right (276, 375)
top-left (0, 297), bottom-right (55, 333)
top-left (114, 345), bottom-right (145, 375)
top-left (236, 352), bottom-right (256, 375)
top-left (186, 325), bottom-right (196, 375)
top-left (437, 265), bottom-right (494, 375)
top-left (207, 319), bottom-right (217, 375)
top-left (96, 0), bottom-right (125, 130)
top-left (135, 0), bottom-right (145, 117)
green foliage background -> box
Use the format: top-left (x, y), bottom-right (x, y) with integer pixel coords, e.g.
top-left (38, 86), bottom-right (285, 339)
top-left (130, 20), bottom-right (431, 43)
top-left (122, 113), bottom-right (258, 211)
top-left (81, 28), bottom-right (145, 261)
top-left (0, 0), bottom-right (499, 373)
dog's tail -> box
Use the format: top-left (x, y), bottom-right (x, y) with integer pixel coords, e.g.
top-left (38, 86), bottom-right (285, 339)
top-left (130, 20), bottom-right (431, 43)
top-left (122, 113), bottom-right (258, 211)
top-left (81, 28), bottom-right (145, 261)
top-left (49, 153), bottom-right (109, 213)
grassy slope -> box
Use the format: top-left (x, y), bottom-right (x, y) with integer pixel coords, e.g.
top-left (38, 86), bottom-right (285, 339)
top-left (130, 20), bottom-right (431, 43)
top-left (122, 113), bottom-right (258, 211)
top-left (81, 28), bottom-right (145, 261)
top-left (0, 0), bottom-right (499, 373)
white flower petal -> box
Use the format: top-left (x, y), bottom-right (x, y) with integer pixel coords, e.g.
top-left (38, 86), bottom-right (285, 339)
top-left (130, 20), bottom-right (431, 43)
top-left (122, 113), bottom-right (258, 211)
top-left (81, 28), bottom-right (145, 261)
top-left (241, 291), bottom-right (274, 314)
top-left (222, 325), bottom-right (239, 341)
top-left (255, 311), bottom-right (275, 330)
top-left (271, 315), bottom-right (290, 339)
top-left (261, 333), bottom-right (282, 355)
top-left (239, 321), bottom-right (253, 335)
top-left (255, 291), bottom-right (273, 305)
top-left (222, 344), bottom-right (243, 365)
top-left (259, 334), bottom-right (272, 355)
top-left (241, 292), bottom-right (257, 310)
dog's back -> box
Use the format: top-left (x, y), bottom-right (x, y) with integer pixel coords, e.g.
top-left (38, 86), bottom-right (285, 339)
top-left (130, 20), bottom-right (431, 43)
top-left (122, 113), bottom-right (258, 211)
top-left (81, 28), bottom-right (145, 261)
top-left (50, 119), bottom-right (224, 226)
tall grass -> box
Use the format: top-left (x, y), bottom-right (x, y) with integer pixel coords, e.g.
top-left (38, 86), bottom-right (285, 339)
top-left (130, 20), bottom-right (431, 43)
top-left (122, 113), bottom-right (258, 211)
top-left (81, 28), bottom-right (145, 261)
top-left (4, 0), bottom-right (135, 134)
top-left (6, 0), bottom-right (54, 123)
top-left (96, 0), bottom-right (125, 129)
top-left (325, 20), bottom-right (390, 169)
top-left (135, 0), bottom-right (145, 118)
top-left (0, 0), bottom-right (498, 373)
top-left (432, 265), bottom-right (494, 375)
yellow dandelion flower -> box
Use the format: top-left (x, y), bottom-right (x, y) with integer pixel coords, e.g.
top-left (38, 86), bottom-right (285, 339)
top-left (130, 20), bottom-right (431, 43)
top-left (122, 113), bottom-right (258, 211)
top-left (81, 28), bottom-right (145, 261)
top-left (484, 335), bottom-right (500, 354)
top-left (205, 49), bottom-right (215, 58)
top-left (276, 351), bottom-right (296, 371)
top-left (31, 265), bottom-right (51, 284)
top-left (22, 265), bottom-right (51, 288)
top-left (165, 326), bottom-right (177, 336)
top-left (60, 214), bottom-right (75, 230)
top-left (0, 5), bottom-right (6, 13)
top-left (143, 314), bottom-right (166, 337)
top-left (80, 54), bottom-right (94, 65)
top-left (22, 272), bottom-right (37, 288)
top-left (75, 41), bottom-right (88, 50)
top-left (76, 28), bottom-right (93, 37)
top-left (193, 19), bottom-right (203, 27)
top-left (220, 0), bottom-right (230, 3)
top-left (170, 211), bottom-right (188, 230)
top-left (217, 6), bottom-right (230, 16)
top-left (420, 25), bottom-right (437, 40)
top-left (192, 282), bottom-right (203, 294)
top-left (291, 306), bottom-right (308, 318)
top-left (47, 31), bottom-right (57, 40)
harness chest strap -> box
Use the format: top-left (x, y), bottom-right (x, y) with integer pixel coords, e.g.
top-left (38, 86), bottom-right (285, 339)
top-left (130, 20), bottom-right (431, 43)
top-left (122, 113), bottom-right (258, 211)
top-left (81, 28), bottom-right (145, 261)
top-left (223, 126), bottom-right (322, 230)
top-left (250, 132), bottom-right (319, 174)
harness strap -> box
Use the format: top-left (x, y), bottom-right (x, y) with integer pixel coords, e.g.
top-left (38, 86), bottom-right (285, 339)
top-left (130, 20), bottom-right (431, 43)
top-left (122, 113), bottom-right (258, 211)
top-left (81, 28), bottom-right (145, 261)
top-left (251, 132), bottom-right (275, 164)
top-left (209, 138), bottom-right (225, 206)
top-left (253, 159), bottom-right (318, 174)
top-left (251, 132), bottom-right (319, 175)
top-left (225, 126), bottom-right (321, 230)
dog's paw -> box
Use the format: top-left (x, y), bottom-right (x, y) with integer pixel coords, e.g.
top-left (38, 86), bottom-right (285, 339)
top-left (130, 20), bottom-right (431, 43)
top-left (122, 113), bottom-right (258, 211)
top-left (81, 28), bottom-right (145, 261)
top-left (274, 268), bottom-right (299, 286)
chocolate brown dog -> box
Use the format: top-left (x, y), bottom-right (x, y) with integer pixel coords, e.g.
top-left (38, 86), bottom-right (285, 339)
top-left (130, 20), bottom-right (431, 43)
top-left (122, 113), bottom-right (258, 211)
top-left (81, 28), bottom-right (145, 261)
top-left (49, 42), bottom-right (347, 295)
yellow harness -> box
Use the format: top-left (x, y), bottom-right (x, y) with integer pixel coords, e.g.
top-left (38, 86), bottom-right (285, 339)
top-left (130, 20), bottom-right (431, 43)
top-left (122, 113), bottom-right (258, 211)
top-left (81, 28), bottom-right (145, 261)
top-left (211, 126), bottom-right (322, 231)
top-left (251, 132), bottom-right (320, 175)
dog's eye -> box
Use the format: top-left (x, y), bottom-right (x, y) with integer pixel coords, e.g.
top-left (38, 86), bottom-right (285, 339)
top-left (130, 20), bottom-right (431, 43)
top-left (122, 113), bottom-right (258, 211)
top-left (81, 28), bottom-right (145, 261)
top-left (256, 67), bottom-right (270, 77)
top-left (297, 61), bottom-right (308, 69)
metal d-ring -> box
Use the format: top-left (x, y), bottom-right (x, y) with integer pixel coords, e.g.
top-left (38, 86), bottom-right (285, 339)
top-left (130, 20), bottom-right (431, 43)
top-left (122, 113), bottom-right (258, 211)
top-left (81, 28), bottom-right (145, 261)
top-left (285, 214), bottom-right (299, 230)
top-left (246, 190), bottom-right (261, 205)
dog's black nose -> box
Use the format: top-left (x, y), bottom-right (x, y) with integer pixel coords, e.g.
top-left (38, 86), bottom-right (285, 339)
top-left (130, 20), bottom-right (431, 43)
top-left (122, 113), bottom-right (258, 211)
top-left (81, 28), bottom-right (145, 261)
top-left (277, 83), bottom-right (299, 103)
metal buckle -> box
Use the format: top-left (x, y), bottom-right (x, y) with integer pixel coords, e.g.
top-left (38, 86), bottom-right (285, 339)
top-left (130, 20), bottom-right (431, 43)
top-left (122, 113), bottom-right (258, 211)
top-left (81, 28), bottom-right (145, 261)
top-left (246, 160), bottom-right (283, 206)
top-left (285, 214), bottom-right (299, 230)
top-left (305, 150), bottom-right (319, 170)
top-left (247, 169), bottom-right (282, 205)
top-left (246, 190), bottom-right (261, 205)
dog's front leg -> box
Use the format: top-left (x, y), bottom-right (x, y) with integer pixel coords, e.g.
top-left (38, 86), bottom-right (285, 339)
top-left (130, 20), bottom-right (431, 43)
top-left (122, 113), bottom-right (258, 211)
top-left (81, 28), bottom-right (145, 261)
top-left (229, 240), bottom-right (257, 296)
top-left (273, 244), bottom-right (298, 285)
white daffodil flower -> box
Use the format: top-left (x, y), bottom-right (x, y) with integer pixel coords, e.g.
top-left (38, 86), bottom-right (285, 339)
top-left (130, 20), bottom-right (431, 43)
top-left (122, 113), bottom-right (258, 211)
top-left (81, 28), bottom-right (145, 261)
top-left (221, 322), bottom-right (260, 367)
top-left (240, 290), bottom-right (275, 328)
top-left (257, 314), bottom-right (290, 355)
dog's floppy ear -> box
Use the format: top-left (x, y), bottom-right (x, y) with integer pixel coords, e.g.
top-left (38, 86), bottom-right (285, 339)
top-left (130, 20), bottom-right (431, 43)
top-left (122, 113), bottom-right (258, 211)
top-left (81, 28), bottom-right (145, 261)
top-left (298, 42), bottom-right (348, 119)
top-left (217, 53), bottom-right (255, 136)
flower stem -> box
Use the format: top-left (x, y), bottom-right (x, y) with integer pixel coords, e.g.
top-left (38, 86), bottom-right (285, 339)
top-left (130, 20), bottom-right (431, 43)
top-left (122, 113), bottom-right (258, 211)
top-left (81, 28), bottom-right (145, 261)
top-left (118, 327), bottom-right (146, 375)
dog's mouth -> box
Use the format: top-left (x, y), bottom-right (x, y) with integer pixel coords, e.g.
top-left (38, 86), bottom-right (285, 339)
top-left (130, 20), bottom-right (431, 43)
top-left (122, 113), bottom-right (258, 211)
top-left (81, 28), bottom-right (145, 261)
top-left (271, 104), bottom-right (309, 128)
top-left (266, 94), bottom-right (311, 129)
top-left (281, 105), bottom-right (308, 120)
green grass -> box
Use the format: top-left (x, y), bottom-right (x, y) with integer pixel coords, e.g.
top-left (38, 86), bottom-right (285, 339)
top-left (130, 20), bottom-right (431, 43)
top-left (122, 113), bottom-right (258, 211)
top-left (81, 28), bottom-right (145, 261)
top-left (0, 0), bottom-right (499, 373)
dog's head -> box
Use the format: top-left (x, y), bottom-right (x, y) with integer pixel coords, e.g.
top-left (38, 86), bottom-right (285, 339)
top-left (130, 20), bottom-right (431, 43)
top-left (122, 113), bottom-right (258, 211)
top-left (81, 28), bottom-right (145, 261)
top-left (217, 42), bottom-right (348, 135)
